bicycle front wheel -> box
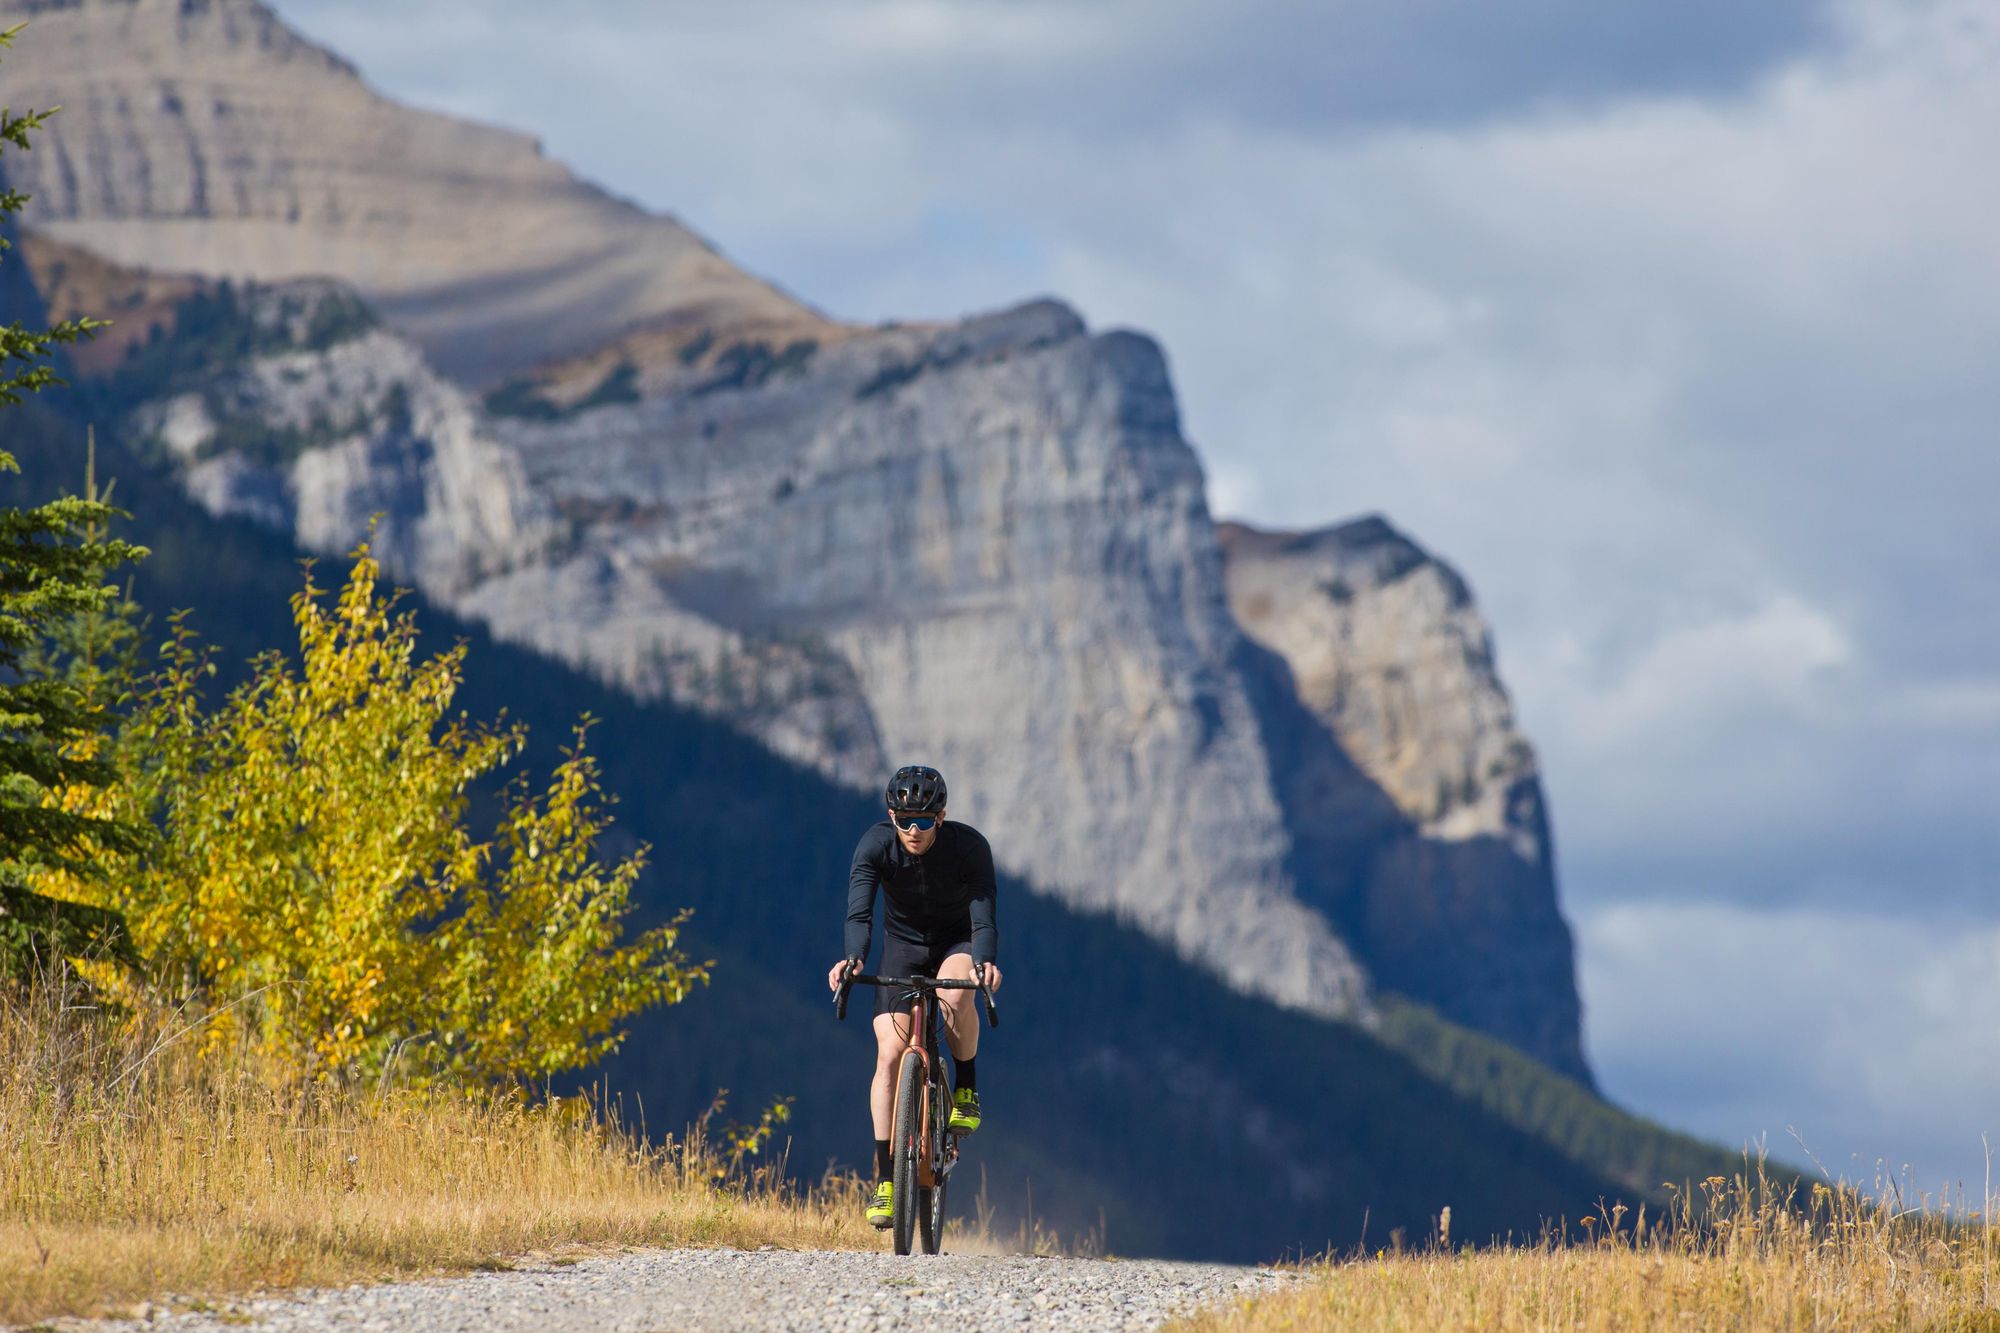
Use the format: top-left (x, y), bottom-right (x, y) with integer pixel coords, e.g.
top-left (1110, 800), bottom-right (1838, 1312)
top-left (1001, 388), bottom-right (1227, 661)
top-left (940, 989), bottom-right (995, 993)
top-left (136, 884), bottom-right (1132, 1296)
top-left (890, 1051), bottom-right (923, 1256)
top-left (919, 1165), bottom-right (947, 1254)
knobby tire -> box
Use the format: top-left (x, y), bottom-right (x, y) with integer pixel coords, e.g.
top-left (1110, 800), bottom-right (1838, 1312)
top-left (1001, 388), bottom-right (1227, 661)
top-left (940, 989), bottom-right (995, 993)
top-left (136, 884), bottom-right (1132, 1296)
top-left (890, 1051), bottom-right (923, 1256)
top-left (918, 1123), bottom-right (947, 1255)
top-left (918, 1067), bottom-right (946, 1254)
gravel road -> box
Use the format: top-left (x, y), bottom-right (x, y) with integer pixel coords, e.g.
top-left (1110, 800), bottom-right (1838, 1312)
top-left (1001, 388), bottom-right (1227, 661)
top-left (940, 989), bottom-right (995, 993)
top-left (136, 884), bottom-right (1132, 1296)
top-left (61, 1247), bottom-right (1296, 1332)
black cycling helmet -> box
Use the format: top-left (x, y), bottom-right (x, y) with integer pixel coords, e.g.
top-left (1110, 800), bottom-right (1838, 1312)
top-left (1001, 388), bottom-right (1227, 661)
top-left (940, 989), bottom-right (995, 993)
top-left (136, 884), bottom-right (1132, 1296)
top-left (884, 764), bottom-right (947, 815)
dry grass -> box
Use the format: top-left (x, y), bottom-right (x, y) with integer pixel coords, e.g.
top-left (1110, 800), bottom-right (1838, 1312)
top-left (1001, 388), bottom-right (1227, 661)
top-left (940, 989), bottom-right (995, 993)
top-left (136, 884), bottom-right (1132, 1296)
top-left (1180, 1165), bottom-right (2000, 1332)
top-left (0, 973), bottom-right (881, 1325)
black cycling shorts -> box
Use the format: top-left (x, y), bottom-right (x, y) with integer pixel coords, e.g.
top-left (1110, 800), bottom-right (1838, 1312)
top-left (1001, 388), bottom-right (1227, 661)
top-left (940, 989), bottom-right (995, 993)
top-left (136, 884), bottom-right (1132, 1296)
top-left (874, 934), bottom-right (973, 1019)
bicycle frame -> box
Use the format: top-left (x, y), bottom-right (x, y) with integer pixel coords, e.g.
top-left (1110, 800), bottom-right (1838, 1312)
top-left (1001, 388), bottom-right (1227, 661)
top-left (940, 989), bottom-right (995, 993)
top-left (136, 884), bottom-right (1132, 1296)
top-left (891, 983), bottom-right (949, 1187)
top-left (836, 964), bottom-right (1000, 1192)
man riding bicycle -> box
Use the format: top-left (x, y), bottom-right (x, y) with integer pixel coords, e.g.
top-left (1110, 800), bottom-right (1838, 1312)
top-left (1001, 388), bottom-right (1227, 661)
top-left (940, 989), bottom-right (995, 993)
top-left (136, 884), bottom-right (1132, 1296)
top-left (827, 764), bottom-right (1001, 1229)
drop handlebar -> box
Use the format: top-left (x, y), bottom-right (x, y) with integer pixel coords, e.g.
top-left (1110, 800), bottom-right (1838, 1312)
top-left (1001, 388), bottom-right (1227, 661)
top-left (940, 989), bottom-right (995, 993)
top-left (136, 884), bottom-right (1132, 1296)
top-left (835, 969), bottom-right (1000, 1029)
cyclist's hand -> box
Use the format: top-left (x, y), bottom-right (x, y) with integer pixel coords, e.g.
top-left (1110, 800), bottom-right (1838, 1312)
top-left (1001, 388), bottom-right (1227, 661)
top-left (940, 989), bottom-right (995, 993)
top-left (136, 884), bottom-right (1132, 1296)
top-left (827, 958), bottom-right (860, 993)
top-left (975, 961), bottom-right (1003, 994)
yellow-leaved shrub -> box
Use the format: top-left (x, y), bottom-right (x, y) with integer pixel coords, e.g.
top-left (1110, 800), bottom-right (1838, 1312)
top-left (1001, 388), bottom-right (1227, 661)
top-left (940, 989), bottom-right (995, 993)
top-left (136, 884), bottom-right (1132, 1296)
top-left (55, 545), bottom-right (705, 1081)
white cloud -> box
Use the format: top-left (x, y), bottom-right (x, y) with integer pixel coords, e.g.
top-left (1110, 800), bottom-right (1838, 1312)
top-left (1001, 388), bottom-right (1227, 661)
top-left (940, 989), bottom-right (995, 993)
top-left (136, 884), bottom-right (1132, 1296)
top-left (1579, 899), bottom-right (2000, 1196)
top-left (1561, 595), bottom-right (1853, 748)
top-left (1895, 679), bottom-right (2000, 729)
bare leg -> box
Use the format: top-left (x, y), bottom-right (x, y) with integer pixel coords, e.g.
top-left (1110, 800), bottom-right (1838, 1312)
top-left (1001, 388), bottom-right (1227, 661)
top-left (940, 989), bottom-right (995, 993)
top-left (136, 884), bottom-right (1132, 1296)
top-left (937, 950), bottom-right (979, 1063)
top-left (870, 1010), bottom-right (911, 1141)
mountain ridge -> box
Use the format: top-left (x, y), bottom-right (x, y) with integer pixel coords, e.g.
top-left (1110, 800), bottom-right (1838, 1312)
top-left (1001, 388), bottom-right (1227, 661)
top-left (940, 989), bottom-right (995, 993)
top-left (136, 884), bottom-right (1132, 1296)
top-left (0, 0), bottom-right (833, 383)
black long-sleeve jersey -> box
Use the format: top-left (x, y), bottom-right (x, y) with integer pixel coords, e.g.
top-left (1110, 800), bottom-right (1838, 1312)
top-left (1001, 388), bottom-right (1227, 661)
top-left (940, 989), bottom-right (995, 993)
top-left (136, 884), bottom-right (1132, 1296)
top-left (845, 820), bottom-right (998, 966)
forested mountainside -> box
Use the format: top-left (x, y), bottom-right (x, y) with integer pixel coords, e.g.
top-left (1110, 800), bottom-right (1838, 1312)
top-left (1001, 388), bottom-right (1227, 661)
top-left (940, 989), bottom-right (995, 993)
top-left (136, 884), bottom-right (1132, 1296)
top-left (3, 400), bottom-right (1739, 1261)
top-left (1, 0), bottom-right (1585, 1076)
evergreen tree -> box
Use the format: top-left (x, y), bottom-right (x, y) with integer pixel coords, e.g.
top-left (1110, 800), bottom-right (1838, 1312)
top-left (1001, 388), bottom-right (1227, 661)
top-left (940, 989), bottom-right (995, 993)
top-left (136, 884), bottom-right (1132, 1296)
top-left (0, 25), bottom-right (149, 975)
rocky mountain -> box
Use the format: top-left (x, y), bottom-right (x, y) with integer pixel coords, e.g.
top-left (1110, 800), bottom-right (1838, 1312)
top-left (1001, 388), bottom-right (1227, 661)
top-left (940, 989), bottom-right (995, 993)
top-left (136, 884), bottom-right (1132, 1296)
top-left (44, 256), bottom-right (1381, 1028)
top-left (0, 0), bottom-right (830, 384)
top-left (1, 0), bottom-right (1591, 1082)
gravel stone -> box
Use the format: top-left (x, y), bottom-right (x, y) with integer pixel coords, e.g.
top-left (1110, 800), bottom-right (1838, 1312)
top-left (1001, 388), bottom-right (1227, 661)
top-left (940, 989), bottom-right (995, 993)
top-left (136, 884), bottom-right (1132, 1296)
top-left (61, 1248), bottom-right (1297, 1332)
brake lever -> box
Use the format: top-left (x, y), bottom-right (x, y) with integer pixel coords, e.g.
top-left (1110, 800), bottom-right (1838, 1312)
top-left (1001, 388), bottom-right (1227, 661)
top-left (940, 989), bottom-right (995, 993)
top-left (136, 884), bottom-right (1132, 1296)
top-left (834, 960), bottom-right (856, 1021)
top-left (977, 965), bottom-right (1000, 1030)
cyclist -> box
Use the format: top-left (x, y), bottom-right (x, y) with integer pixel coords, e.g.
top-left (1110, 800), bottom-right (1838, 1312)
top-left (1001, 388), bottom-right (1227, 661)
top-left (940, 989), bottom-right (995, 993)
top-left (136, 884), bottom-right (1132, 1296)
top-left (827, 764), bottom-right (1001, 1230)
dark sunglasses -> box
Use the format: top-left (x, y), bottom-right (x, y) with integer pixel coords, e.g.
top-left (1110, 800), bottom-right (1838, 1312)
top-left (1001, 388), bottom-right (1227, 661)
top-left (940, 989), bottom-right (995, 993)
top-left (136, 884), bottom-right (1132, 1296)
top-left (892, 813), bottom-right (939, 832)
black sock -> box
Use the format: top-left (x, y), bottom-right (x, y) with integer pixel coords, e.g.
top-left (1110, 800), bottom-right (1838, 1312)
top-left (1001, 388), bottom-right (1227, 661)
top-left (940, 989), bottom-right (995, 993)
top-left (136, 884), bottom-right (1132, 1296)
top-left (954, 1056), bottom-right (977, 1094)
top-left (874, 1138), bottom-right (892, 1180)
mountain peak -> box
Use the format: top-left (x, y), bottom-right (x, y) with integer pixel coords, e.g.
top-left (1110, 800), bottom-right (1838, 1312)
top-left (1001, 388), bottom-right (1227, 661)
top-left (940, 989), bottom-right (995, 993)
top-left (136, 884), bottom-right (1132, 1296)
top-left (0, 0), bottom-right (834, 383)
top-left (1218, 514), bottom-right (1469, 607)
top-left (1218, 512), bottom-right (1411, 556)
top-left (1218, 511), bottom-right (1583, 1078)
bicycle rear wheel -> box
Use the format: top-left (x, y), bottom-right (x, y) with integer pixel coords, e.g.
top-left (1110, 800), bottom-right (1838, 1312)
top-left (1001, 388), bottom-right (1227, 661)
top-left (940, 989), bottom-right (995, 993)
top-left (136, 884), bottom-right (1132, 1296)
top-left (890, 1051), bottom-right (923, 1256)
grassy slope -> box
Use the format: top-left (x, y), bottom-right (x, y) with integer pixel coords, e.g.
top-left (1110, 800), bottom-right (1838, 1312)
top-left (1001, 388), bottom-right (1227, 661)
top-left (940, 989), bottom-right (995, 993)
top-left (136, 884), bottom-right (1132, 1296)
top-left (4, 402), bottom-right (1743, 1261)
top-left (0, 978), bottom-right (882, 1326)
top-left (1177, 1167), bottom-right (1998, 1331)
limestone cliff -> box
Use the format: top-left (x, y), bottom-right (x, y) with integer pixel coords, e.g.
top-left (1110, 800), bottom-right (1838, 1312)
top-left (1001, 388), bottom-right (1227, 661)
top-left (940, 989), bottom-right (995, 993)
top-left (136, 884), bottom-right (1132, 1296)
top-left (42, 248), bottom-right (1375, 1022)
top-left (1218, 518), bottom-right (1588, 1082)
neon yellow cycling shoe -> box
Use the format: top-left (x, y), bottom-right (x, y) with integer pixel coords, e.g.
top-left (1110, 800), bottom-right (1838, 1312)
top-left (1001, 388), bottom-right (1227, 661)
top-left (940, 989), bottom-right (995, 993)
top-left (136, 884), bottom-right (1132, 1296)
top-left (948, 1088), bottom-right (982, 1134)
top-left (865, 1180), bottom-right (894, 1229)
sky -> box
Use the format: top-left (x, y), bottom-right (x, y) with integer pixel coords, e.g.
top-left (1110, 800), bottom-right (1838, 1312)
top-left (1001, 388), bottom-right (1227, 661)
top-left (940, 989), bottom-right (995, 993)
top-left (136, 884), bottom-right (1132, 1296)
top-left (270, 0), bottom-right (1999, 1195)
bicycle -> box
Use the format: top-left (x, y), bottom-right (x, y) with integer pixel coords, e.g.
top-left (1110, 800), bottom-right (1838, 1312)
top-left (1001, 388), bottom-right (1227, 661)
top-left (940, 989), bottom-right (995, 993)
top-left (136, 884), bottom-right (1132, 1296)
top-left (835, 964), bottom-right (999, 1255)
